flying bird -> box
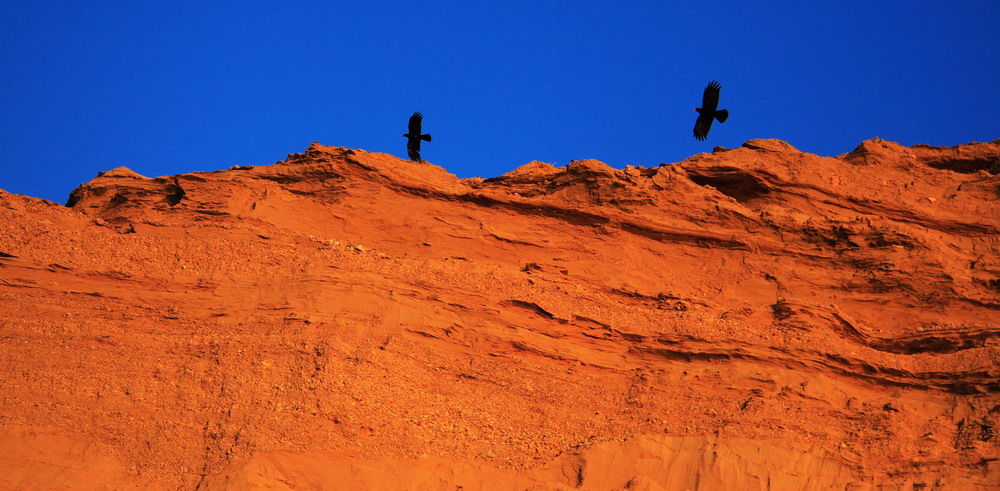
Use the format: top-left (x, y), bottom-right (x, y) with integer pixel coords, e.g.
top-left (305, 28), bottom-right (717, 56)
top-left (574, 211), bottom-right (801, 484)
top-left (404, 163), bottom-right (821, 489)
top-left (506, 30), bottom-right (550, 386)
top-left (403, 112), bottom-right (432, 161)
top-left (693, 81), bottom-right (729, 141)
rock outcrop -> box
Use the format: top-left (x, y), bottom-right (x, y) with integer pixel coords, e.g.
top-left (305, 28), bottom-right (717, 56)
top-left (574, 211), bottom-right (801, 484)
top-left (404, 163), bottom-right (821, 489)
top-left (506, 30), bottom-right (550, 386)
top-left (1, 138), bottom-right (998, 489)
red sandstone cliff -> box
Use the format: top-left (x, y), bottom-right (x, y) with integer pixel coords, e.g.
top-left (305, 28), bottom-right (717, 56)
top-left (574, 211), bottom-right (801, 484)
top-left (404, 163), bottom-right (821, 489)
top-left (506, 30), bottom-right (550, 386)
top-left (1, 138), bottom-right (998, 489)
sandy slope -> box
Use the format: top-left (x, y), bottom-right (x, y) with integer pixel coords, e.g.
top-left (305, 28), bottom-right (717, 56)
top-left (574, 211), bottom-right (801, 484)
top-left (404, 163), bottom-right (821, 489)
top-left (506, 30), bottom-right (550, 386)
top-left (1, 138), bottom-right (998, 489)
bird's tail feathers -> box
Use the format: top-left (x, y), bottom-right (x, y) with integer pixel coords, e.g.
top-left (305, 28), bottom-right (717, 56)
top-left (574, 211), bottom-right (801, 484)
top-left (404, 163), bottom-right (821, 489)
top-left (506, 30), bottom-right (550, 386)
top-left (715, 110), bottom-right (729, 123)
top-left (421, 134), bottom-right (432, 142)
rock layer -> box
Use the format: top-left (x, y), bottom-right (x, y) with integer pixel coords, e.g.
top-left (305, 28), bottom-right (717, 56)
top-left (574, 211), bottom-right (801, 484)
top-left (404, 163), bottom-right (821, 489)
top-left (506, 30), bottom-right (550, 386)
top-left (1, 138), bottom-right (998, 489)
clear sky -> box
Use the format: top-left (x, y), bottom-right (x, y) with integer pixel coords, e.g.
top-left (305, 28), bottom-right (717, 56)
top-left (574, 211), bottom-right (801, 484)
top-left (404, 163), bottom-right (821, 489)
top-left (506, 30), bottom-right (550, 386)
top-left (2, 1), bottom-right (998, 204)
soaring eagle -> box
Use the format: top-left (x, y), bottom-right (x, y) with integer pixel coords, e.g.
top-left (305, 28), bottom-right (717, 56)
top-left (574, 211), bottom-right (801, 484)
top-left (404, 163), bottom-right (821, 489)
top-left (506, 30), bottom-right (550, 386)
top-left (693, 81), bottom-right (729, 141)
top-left (403, 112), bottom-right (432, 161)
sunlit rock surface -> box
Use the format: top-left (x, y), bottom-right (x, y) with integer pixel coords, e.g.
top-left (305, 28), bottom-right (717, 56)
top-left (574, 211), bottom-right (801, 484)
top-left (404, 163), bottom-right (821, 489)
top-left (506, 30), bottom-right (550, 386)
top-left (1, 138), bottom-right (998, 488)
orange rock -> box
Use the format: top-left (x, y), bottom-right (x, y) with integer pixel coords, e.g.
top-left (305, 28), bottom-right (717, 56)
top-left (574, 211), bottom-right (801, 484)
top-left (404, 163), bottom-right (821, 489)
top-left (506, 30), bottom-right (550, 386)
top-left (0, 138), bottom-right (997, 488)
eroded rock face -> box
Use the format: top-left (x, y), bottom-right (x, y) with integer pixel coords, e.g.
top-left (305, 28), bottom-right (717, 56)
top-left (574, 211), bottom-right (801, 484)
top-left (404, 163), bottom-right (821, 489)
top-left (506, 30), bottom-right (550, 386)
top-left (1, 138), bottom-right (998, 489)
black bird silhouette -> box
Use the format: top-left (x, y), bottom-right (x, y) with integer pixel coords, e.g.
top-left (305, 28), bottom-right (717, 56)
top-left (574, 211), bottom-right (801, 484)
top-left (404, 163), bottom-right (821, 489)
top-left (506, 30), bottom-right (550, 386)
top-left (403, 112), bottom-right (432, 161)
top-left (693, 81), bottom-right (729, 141)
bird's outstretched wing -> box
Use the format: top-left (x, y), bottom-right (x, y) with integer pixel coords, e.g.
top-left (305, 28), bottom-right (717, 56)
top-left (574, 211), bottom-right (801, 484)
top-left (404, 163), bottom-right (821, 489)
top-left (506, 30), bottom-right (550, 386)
top-left (701, 81), bottom-right (721, 112)
top-left (407, 138), bottom-right (421, 161)
top-left (693, 113), bottom-right (713, 141)
top-left (408, 112), bottom-right (423, 136)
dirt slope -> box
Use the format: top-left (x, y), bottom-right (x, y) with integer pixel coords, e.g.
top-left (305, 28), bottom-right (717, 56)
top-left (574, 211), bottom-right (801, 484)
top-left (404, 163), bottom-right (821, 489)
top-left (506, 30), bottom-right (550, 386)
top-left (1, 138), bottom-right (998, 489)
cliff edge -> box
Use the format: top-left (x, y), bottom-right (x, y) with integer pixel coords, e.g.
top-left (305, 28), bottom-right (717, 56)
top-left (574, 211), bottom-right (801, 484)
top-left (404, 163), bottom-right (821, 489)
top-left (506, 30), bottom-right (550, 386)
top-left (1, 138), bottom-right (998, 489)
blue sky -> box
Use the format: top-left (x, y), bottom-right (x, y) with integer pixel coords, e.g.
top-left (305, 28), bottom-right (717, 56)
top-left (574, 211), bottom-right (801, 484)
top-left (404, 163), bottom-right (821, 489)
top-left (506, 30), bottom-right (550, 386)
top-left (2, 1), bottom-right (998, 203)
